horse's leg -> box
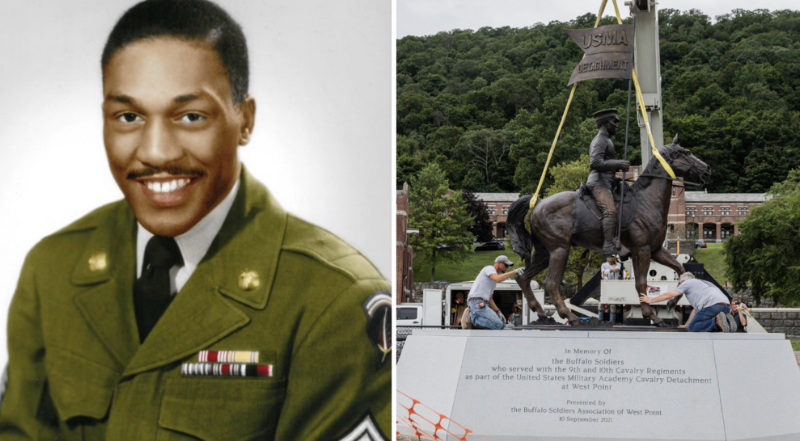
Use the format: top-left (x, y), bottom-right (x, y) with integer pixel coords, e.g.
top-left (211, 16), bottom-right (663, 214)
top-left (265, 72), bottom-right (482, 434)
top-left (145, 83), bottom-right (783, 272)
top-left (544, 247), bottom-right (579, 325)
top-left (651, 247), bottom-right (684, 276)
top-left (632, 247), bottom-right (665, 326)
top-left (516, 248), bottom-right (549, 319)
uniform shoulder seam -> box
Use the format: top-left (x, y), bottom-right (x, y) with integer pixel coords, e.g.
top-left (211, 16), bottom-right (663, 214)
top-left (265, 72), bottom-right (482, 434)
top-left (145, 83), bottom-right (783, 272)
top-left (281, 245), bottom-right (362, 282)
top-left (281, 214), bottom-right (378, 282)
top-left (46, 200), bottom-right (127, 238)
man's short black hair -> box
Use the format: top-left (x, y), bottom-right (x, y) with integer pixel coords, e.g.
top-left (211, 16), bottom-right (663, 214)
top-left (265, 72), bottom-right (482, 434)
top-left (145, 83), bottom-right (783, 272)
top-left (101, 0), bottom-right (249, 104)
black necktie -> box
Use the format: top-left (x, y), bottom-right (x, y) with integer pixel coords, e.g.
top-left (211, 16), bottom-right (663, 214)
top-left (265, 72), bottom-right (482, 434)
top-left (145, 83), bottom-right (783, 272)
top-left (134, 235), bottom-right (183, 342)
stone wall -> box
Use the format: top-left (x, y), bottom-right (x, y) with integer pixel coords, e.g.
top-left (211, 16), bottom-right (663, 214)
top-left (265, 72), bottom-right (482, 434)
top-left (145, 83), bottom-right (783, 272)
top-left (749, 309), bottom-right (800, 339)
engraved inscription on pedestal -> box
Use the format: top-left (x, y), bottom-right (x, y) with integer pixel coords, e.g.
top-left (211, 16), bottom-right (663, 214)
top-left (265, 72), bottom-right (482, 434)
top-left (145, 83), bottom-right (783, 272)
top-left (449, 336), bottom-right (723, 440)
top-left (397, 330), bottom-right (800, 441)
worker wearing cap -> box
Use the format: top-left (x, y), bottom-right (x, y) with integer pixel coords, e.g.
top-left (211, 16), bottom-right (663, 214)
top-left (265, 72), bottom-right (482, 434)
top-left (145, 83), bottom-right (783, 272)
top-left (639, 272), bottom-right (731, 332)
top-left (466, 255), bottom-right (518, 330)
top-left (587, 108), bottom-right (631, 258)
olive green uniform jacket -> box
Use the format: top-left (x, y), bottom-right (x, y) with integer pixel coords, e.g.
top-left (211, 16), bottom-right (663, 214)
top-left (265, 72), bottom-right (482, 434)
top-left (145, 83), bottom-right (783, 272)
top-left (0, 169), bottom-right (391, 440)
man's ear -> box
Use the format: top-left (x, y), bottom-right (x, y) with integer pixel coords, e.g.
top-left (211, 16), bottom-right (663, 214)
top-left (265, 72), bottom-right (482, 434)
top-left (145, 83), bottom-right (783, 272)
top-left (238, 95), bottom-right (256, 146)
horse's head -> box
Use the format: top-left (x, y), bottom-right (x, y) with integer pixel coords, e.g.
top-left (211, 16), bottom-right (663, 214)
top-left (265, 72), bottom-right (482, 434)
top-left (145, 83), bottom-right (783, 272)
top-left (662, 134), bottom-right (711, 186)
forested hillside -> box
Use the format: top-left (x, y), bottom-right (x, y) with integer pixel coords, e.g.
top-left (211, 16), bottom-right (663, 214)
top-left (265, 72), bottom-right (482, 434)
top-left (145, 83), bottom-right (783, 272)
top-left (397, 8), bottom-right (800, 194)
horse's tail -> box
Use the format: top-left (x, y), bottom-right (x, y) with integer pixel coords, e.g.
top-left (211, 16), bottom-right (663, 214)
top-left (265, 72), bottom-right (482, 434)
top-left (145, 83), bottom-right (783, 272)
top-left (508, 195), bottom-right (535, 266)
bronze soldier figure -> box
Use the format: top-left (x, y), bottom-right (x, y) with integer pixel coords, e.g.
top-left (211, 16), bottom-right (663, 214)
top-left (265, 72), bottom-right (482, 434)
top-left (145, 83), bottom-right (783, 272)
top-left (587, 108), bottom-right (630, 258)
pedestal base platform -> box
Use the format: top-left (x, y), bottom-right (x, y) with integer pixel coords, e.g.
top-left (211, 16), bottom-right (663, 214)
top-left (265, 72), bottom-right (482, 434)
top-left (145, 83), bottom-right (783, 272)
top-left (397, 329), bottom-right (800, 441)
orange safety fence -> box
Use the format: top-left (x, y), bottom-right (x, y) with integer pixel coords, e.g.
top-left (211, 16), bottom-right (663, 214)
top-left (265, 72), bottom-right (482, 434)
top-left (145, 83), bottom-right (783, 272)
top-left (396, 390), bottom-right (488, 441)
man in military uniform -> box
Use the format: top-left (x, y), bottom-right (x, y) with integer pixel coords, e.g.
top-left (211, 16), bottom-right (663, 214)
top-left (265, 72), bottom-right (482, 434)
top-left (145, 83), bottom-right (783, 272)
top-left (587, 108), bottom-right (631, 258)
top-left (0, 1), bottom-right (390, 440)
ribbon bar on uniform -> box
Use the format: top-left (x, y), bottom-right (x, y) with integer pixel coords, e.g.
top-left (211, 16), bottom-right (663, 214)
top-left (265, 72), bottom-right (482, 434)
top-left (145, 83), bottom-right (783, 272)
top-left (181, 363), bottom-right (273, 377)
top-left (197, 350), bottom-right (259, 363)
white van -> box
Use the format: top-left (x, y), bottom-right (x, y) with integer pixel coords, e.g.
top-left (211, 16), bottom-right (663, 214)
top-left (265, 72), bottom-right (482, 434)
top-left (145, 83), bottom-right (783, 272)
top-left (396, 289), bottom-right (446, 326)
top-left (396, 304), bottom-right (422, 326)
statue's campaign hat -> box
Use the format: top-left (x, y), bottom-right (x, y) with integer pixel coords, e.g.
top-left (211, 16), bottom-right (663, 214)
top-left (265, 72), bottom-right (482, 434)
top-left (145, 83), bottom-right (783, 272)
top-left (593, 108), bottom-right (620, 124)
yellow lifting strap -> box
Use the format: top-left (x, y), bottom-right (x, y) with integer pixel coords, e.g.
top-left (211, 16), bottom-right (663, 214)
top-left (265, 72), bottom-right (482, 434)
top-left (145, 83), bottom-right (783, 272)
top-left (527, 0), bottom-right (675, 214)
top-left (527, 0), bottom-right (608, 212)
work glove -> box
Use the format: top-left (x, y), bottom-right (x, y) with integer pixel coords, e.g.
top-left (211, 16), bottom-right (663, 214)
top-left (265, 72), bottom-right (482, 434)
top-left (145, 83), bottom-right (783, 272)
top-left (610, 160), bottom-right (631, 172)
top-left (514, 267), bottom-right (526, 277)
top-left (496, 309), bottom-right (507, 324)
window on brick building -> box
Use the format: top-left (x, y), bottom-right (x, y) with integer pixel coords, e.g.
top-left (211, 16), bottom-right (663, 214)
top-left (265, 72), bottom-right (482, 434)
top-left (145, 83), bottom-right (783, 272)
top-left (703, 206), bottom-right (713, 216)
top-left (720, 207), bottom-right (730, 216)
top-left (489, 205), bottom-right (496, 215)
top-left (686, 206), bottom-right (695, 216)
top-left (738, 206), bottom-right (748, 216)
top-left (503, 206), bottom-right (508, 215)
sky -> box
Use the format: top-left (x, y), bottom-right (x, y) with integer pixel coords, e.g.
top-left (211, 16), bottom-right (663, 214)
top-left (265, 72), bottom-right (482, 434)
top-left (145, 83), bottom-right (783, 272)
top-left (398, 0), bottom-right (800, 38)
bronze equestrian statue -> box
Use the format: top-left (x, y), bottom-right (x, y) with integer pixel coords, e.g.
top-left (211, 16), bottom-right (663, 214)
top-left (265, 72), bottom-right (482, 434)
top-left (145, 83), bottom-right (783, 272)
top-left (508, 136), bottom-right (711, 326)
top-left (587, 109), bottom-right (630, 258)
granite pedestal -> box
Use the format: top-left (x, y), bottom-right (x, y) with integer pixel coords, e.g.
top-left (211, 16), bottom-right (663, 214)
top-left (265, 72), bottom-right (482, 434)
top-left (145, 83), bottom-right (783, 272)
top-left (396, 329), bottom-right (800, 441)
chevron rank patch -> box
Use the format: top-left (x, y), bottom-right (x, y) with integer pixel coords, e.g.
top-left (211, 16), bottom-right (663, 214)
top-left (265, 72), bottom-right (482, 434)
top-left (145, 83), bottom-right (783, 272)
top-left (363, 290), bottom-right (391, 368)
top-left (335, 412), bottom-right (387, 441)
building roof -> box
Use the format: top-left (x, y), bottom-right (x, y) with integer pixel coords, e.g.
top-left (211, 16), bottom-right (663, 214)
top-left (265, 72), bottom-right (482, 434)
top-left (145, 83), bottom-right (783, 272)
top-left (684, 192), bottom-right (766, 203)
top-left (474, 193), bottom-right (521, 203)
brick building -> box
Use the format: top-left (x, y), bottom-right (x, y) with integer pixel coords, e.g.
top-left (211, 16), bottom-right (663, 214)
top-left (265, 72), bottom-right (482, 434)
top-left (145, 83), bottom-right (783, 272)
top-left (473, 193), bottom-right (519, 239)
top-left (396, 183), bottom-right (414, 304)
top-left (637, 165), bottom-right (767, 242)
top-left (475, 166), bottom-right (767, 242)
top-left (674, 191), bottom-right (767, 242)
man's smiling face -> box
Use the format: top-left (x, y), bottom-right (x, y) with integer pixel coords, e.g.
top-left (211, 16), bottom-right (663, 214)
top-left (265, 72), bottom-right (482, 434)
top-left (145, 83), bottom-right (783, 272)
top-left (102, 37), bottom-right (254, 237)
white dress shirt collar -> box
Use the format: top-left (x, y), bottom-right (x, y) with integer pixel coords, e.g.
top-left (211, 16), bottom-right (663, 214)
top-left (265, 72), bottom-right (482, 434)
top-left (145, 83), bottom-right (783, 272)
top-left (136, 178), bottom-right (240, 293)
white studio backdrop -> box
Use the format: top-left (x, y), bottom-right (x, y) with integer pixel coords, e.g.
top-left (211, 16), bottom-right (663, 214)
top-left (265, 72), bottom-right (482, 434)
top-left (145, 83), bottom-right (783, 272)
top-left (0, 0), bottom-right (392, 370)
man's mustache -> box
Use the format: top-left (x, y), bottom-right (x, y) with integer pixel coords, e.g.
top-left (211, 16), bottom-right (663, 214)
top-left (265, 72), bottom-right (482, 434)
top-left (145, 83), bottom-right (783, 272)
top-left (128, 167), bottom-right (205, 180)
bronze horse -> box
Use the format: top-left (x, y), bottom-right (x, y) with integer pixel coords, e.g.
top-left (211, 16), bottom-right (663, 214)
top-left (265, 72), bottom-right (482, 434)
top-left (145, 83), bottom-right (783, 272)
top-left (507, 138), bottom-right (711, 326)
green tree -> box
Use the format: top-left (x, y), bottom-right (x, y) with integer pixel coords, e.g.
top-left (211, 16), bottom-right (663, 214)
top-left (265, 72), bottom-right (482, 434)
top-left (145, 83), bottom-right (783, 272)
top-left (462, 190), bottom-right (494, 242)
top-left (397, 8), bottom-right (800, 196)
top-left (544, 155), bottom-right (606, 290)
top-left (409, 164), bottom-right (476, 282)
top-left (460, 168), bottom-right (486, 192)
top-left (724, 168), bottom-right (800, 306)
top-left (458, 128), bottom-right (513, 187)
top-left (766, 166), bottom-right (800, 197)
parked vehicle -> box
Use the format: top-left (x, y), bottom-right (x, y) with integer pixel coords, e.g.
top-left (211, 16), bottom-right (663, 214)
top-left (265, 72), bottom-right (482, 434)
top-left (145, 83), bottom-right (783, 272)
top-left (396, 304), bottom-right (422, 326)
top-left (695, 241), bottom-right (707, 249)
top-left (396, 290), bottom-right (444, 327)
top-left (475, 240), bottom-right (504, 251)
